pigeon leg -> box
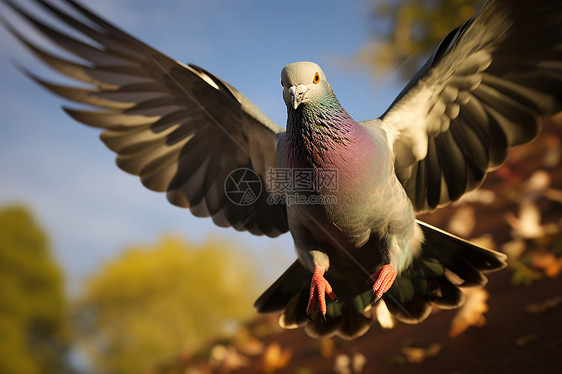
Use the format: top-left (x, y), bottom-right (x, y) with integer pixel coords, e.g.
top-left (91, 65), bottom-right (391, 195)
top-left (370, 264), bottom-right (397, 302)
top-left (306, 265), bottom-right (337, 318)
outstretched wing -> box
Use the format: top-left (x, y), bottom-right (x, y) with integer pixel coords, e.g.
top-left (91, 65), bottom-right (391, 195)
top-left (2, 0), bottom-right (288, 236)
top-left (365, 0), bottom-right (562, 212)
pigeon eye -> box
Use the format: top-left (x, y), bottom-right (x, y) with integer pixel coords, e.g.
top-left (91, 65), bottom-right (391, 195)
top-left (281, 79), bottom-right (285, 88)
top-left (313, 72), bottom-right (320, 84)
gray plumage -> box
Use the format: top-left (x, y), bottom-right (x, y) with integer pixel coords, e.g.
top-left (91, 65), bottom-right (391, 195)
top-left (2, 0), bottom-right (561, 339)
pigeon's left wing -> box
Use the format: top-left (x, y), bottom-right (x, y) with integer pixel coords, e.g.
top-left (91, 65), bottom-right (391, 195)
top-left (364, 0), bottom-right (562, 212)
top-left (1, 0), bottom-right (288, 237)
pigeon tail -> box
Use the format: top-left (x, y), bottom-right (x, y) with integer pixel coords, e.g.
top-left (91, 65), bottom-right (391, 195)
top-left (383, 220), bottom-right (507, 324)
top-left (254, 221), bottom-right (507, 338)
top-left (254, 261), bottom-right (376, 339)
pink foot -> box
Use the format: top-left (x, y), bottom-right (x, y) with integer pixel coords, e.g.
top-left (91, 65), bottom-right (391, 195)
top-left (306, 265), bottom-right (338, 318)
top-left (370, 264), bottom-right (397, 302)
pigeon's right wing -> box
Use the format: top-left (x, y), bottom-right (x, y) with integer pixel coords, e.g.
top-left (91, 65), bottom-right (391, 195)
top-left (2, 0), bottom-right (288, 237)
top-left (364, 0), bottom-right (562, 212)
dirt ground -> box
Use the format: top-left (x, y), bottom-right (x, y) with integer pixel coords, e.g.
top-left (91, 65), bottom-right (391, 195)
top-left (240, 267), bottom-right (562, 374)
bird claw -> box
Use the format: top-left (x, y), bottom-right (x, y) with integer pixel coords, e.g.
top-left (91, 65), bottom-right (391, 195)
top-left (306, 265), bottom-right (337, 318)
top-left (369, 264), bottom-right (397, 302)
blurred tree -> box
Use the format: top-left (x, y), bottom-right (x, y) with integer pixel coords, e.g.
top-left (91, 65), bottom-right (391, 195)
top-left (359, 0), bottom-right (481, 78)
top-left (74, 236), bottom-right (259, 374)
top-left (0, 206), bottom-right (71, 374)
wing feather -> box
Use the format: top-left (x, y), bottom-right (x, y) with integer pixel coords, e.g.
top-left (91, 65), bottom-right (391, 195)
top-left (2, 0), bottom-right (288, 236)
top-left (365, 0), bottom-right (562, 211)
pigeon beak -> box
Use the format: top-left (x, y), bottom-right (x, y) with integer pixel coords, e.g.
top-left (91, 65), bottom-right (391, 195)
top-left (289, 85), bottom-right (309, 109)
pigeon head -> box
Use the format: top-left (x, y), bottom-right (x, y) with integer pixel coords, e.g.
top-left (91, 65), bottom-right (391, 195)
top-left (281, 61), bottom-right (333, 110)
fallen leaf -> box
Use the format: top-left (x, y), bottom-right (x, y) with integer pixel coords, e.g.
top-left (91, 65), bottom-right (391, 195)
top-left (401, 343), bottom-right (442, 364)
top-left (233, 327), bottom-right (264, 356)
top-left (333, 352), bottom-right (367, 374)
top-left (401, 347), bottom-right (425, 364)
top-left (524, 170), bottom-right (551, 195)
top-left (334, 354), bottom-right (351, 374)
top-left (516, 334), bottom-right (538, 348)
top-left (447, 205), bottom-right (476, 237)
top-left (501, 239), bottom-right (527, 264)
top-left (504, 171), bottom-right (560, 240)
top-left (529, 250), bottom-right (562, 278)
top-left (469, 234), bottom-right (497, 251)
top-left (511, 262), bottom-right (544, 286)
top-left (262, 343), bottom-right (292, 373)
top-left (526, 296), bottom-right (562, 314)
top-left (505, 201), bottom-right (543, 239)
top-left (209, 345), bottom-right (249, 372)
top-left (352, 352), bottom-right (367, 373)
top-left (544, 188), bottom-right (562, 203)
top-left (238, 336), bottom-right (264, 357)
top-left (449, 288), bottom-right (489, 338)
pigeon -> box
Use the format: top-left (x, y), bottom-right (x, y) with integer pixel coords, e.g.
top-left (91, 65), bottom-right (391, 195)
top-left (2, 0), bottom-right (561, 338)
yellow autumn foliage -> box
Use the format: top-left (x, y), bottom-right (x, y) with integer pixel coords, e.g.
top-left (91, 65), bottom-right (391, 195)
top-left (75, 235), bottom-right (259, 374)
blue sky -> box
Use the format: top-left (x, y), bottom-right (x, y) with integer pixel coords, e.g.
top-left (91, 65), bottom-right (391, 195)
top-left (0, 0), bottom-right (407, 294)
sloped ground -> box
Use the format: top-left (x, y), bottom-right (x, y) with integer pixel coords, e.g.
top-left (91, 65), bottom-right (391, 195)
top-left (232, 271), bottom-right (561, 374)
top-left (160, 115), bottom-right (562, 374)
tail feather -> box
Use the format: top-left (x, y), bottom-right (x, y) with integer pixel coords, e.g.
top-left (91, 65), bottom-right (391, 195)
top-left (431, 276), bottom-right (465, 308)
top-left (278, 292), bottom-right (309, 329)
top-left (254, 221), bottom-right (507, 338)
top-left (387, 221), bottom-right (506, 324)
top-left (330, 312), bottom-right (372, 339)
top-left (254, 261), bottom-right (310, 314)
top-left (256, 261), bottom-right (375, 339)
top-left (304, 296), bottom-right (373, 339)
top-left (383, 271), bottom-right (464, 323)
top-left (444, 259), bottom-right (486, 287)
top-left (417, 220), bottom-right (507, 275)
top-left (384, 293), bottom-right (432, 323)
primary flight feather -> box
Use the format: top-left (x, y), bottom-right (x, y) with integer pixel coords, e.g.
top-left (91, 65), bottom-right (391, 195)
top-left (2, 0), bottom-right (561, 338)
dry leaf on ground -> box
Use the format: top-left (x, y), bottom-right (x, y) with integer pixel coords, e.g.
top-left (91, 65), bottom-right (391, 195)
top-left (401, 343), bottom-right (442, 364)
top-left (262, 343), bottom-right (292, 373)
top-left (526, 296), bottom-right (562, 314)
top-left (449, 288), bottom-right (489, 338)
top-left (529, 250), bottom-right (562, 278)
top-left (208, 345), bottom-right (250, 372)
